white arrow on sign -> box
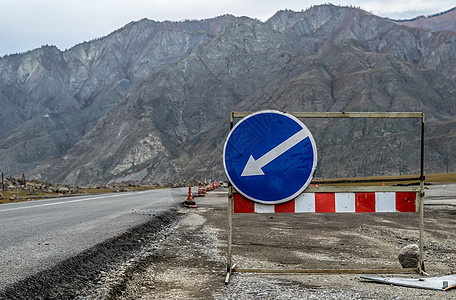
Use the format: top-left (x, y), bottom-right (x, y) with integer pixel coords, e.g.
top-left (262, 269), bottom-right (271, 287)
top-left (241, 128), bottom-right (308, 176)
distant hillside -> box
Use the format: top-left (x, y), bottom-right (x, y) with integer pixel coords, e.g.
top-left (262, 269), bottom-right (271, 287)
top-left (0, 15), bottom-right (236, 179)
top-left (394, 7), bottom-right (456, 32)
top-left (0, 5), bottom-right (455, 185)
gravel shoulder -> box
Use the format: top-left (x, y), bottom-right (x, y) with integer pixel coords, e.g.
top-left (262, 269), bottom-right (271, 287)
top-left (107, 185), bottom-right (456, 299)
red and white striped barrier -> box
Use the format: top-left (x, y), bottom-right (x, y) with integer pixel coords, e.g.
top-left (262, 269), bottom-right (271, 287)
top-left (233, 192), bottom-right (417, 213)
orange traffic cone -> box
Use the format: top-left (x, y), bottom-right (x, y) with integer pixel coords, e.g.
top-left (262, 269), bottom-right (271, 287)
top-left (187, 186), bottom-right (193, 201)
top-left (183, 186), bottom-right (197, 208)
top-left (197, 184), bottom-right (205, 197)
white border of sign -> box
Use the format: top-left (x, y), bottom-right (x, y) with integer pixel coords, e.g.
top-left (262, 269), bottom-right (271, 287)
top-left (223, 110), bottom-right (318, 204)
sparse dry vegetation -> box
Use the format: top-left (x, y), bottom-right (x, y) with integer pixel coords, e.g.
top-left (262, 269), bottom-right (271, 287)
top-left (0, 182), bottom-right (157, 204)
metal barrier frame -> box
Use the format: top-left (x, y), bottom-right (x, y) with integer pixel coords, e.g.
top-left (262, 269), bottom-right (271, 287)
top-left (226, 111), bottom-right (425, 284)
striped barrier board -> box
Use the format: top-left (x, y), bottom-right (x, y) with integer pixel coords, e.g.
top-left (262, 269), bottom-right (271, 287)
top-left (233, 192), bottom-right (417, 213)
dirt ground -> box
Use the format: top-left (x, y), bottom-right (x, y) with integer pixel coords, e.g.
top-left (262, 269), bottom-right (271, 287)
top-left (111, 185), bottom-right (456, 299)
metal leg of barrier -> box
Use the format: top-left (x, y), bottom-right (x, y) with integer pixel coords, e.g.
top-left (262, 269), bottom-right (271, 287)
top-left (226, 186), bottom-right (234, 284)
top-left (225, 264), bottom-right (236, 284)
top-left (419, 181), bottom-right (426, 274)
top-left (419, 115), bottom-right (426, 274)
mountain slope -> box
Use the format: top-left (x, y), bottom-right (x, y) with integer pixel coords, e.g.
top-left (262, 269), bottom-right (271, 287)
top-left (0, 16), bottom-right (236, 176)
top-left (394, 7), bottom-right (456, 32)
top-left (183, 39), bottom-right (456, 181)
top-left (46, 17), bottom-right (304, 184)
top-left (48, 34), bottom-right (456, 184)
top-left (0, 5), bottom-right (455, 184)
top-left (268, 5), bottom-right (456, 79)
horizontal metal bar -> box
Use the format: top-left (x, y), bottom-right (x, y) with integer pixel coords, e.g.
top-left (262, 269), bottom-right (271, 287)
top-left (232, 186), bottom-right (421, 194)
top-left (233, 267), bottom-right (419, 274)
top-left (303, 186), bottom-right (422, 193)
top-left (312, 176), bottom-right (422, 185)
top-left (232, 111), bottom-right (424, 119)
top-left (291, 112), bottom-right (424, 119)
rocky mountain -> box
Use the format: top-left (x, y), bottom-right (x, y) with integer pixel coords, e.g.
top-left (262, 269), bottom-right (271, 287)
top-left (394, 7), bottom-right (456, 32)
top-left (0, 15), bottom-right (236, 176)
top-left (0, 5), bottom-right (455, 185)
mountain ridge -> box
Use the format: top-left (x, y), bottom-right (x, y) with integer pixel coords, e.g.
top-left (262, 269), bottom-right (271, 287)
top-left (0, 5), bottom-right (455, 185)
top-left (393, 7), bottom-right (456, 32)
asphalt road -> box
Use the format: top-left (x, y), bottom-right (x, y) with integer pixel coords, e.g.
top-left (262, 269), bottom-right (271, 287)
top-left (0, 188), bottom-right (186, 291)
top-left (424, 183), bottom-right (456, 209)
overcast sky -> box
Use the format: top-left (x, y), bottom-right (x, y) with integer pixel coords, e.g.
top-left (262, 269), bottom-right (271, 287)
top-left (1, 0), bottom-right (454, 56)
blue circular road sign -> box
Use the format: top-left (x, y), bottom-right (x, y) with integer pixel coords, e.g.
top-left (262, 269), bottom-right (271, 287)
top-left (223, 110), bottom-right (318, 204)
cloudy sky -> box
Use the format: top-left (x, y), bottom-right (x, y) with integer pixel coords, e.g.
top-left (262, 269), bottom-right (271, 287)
top-left (1, 0), bottom-right (454, 56)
